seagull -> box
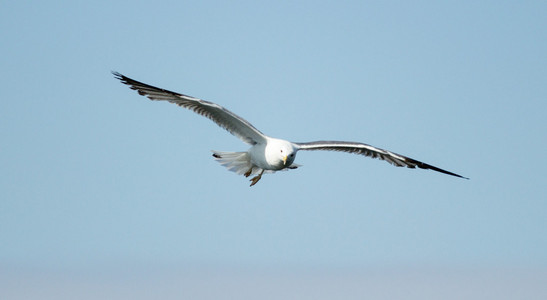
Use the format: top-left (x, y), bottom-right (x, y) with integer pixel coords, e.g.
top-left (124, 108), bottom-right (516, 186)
top-left (113, 72), bottom-right (467, 186)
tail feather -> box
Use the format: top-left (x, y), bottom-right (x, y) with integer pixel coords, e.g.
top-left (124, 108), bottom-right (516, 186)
top-left (212, 151), bottom-right (262, 175)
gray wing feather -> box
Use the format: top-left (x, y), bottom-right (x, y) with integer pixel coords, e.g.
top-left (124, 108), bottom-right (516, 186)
top-left (294, 141), bottom-right (467, 179)
top-left (113, 72), bottom-right (266, 145)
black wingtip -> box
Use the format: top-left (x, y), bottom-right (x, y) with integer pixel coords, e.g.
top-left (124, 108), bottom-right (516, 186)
top-left (112, 71), bottom-right (145, 90)
top-left (111, 71), bottom-right (126, 81)
top-left (429, 165), bottom-right (469, 180)
top-left (436, 168), bottom-right (469, 179)
top-left (406, 156), bottom-right (468, 180)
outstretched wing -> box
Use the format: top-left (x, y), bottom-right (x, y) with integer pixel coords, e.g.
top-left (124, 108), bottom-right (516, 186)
top-left (294, 141), bottom-right (468, 179)
top-left (113, 72), bottom-right (267, 145)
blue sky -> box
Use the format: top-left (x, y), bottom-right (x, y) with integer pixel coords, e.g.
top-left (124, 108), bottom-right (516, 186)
top-left (1, 1), bottom-right (546, 299)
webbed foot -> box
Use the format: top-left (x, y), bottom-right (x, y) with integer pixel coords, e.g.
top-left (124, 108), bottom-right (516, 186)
top-left (249, 170), bottom-right (264, 187)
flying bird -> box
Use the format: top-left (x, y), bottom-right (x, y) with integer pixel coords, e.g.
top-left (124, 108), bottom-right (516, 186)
top-left (113, 72), bottom-right (467, 186)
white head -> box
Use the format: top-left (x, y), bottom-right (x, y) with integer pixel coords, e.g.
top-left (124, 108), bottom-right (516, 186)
top-left (266, 138), bottom-right (297, 169)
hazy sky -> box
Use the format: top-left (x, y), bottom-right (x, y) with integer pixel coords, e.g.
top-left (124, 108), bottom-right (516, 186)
top-left (1, 1), bottom-right (546, 299)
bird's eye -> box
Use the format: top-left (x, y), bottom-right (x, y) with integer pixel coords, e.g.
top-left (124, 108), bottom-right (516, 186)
top-left (290, 154), bottom-right (294, 157)
top-left (280, 150), bottom-right (283, 153)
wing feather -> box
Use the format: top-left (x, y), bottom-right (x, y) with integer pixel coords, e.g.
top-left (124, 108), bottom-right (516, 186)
top-left (294, 141), bottom-right (468, 179)
top-left (113, 72), bottom-right (266, 145)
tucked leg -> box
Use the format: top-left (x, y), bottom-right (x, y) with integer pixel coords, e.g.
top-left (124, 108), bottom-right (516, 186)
top-left (249, 170), bottom-right (265, 187)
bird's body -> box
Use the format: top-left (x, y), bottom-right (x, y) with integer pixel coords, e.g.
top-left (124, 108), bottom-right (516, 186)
top-left (113, 72), bottom-right (467, 186)
top-left (212, 137), bottom-right (298, 185)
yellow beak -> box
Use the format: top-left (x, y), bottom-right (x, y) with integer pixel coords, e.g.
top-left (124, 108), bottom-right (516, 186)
top-left (282, 155), bottom-right (288, 166)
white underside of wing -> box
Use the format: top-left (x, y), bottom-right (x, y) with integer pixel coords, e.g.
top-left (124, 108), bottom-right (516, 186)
top-left (294, 140), bottom-right (467, 178)
top-left (296, 141), bottom-right (411, 166)
top-left (113, 72), bottom-right (267, 145)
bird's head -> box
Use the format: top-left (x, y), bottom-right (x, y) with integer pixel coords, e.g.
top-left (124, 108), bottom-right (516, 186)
top-left (278, 142), bottom-right (297, 168)
top-left (267, 139), bottom-right (297, 169)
